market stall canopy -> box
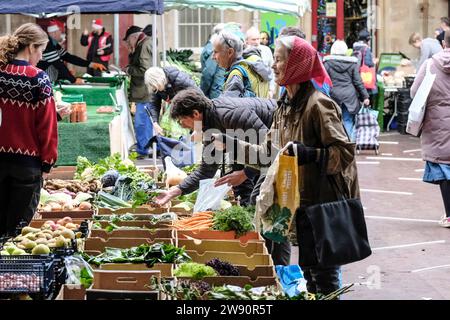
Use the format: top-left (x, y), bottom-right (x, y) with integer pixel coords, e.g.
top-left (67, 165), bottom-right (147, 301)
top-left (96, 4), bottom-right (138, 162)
top-left (164, 0), bottom-right (311, 17)
top-left (0, 0), bottom-right (164, 16)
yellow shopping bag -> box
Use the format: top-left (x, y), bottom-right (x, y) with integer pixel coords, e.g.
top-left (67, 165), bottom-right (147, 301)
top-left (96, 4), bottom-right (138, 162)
top-left (255, 143), bottom-right (300, 243)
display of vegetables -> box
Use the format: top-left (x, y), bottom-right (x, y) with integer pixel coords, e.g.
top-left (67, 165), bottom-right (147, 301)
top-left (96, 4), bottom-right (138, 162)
top-left (93, 213), bottom-right (177, 224)
top-left (212, 206), bottom-right (255, 237)
top-left (152, 279), bottom-right (354, 301)
top-left (44, 179), bottom-right (101, 194)
top-left (174, 262), bottom-right (217, 280)
top-left (205, 258), bottom-right (239, 276)
top-left (1, 217), bottom-right (82, 256)
top-left (172, 211), bottom-right (213, 231)
top-left (84, 243), bottom-right (191, 267)
top-left (39, 189), bottom-right (93, 212)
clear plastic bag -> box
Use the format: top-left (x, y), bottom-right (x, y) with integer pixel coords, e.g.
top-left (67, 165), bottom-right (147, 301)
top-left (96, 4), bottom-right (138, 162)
top-left (193, 179), bottom-right (231, 213)
top-left (64, 254), bottom-right (94, 289)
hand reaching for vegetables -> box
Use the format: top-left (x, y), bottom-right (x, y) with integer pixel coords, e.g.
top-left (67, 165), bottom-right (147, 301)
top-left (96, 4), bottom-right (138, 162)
top-left (153, 122), bottom-right (164, 136)
top-left (155, 186), bottom-right (182, 207)
top-left (214, 170), bottom-right (248, 188)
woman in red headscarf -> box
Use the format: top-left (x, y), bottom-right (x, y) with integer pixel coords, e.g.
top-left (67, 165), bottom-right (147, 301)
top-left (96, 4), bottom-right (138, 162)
top-left (217, 36), bottom-right (360, 295)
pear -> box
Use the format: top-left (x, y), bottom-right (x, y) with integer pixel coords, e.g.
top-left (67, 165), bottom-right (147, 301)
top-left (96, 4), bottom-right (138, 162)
top-left (21, 226), bottom-right (39, 236)
top-left (55, 236), bottom-right (66, 248)
top-left (12, 248), bottom-right (26, 255)
top-left (22, 239), bottom-right (37, 250)
top-left (31, 244), bottom-right (50, 255)
top-left (5, 245), bottom-right (17, 255)
top-left (24, 233), bottom-right (37, 241)
top-left (60, 229), bottom-right (75, 240)
top-left (35, 238), bottom-right (48, 245)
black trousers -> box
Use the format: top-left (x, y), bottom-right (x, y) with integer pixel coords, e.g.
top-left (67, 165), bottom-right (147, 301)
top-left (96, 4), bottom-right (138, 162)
top-left (0, 162), bottom-right (42, 237)
top-left (250, 174), bottom-right (292, 266)
top-left (302, 266), bottom-right (341, 296)
top-left (440, 180), bottom-right (450, 218)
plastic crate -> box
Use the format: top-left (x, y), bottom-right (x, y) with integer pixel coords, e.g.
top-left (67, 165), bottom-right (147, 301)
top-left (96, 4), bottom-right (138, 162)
top-left (0, 255), bottom-right (57, 295)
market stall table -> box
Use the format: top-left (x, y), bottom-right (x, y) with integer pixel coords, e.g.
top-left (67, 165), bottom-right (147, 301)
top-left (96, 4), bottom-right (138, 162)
top-left (54, 77), bottom-right (135, 166)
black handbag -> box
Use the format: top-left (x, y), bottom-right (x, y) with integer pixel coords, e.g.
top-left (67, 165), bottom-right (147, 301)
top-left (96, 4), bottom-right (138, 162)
top-left (296, 151), bottom-right (372, 268)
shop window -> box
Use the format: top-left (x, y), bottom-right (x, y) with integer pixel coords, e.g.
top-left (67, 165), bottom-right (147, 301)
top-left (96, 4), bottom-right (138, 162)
top-left (178, 8), bottom-right (222, 49)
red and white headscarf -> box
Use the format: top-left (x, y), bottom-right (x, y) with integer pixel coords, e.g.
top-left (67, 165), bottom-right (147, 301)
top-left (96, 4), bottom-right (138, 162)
top-left (279, 37), bottom-right (332, 94)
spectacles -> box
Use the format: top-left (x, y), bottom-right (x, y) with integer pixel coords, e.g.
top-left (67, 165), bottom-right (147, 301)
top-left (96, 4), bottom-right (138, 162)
top-left (222, 33), bottom-right (233, 48)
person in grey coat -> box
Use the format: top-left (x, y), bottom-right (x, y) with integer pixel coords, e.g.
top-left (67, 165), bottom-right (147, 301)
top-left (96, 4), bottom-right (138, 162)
top-left (144, 66), bottom-right (198, 135)
top-left (155, 87), bottom-right (275, 204)
top-left (409, 32), bottom-right (443, 70)
top-left (324, 40), bottom-right (370, 140)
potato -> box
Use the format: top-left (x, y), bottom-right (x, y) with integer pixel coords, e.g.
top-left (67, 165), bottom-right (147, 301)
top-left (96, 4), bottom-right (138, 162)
top-left (79, 202), bottom-right (92, 210)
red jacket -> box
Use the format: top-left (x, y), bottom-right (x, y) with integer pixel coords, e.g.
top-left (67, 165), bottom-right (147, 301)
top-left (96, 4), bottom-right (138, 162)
top-left (0, 60), bottom-right (58, 172)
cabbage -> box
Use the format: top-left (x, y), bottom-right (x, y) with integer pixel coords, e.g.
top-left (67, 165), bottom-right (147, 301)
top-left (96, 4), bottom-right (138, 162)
top-left (73, 192), bottom-right (93, 205)
top-left (45, 193), bottom-right (73, 205)
top-left (39, 189), bottom-right (50, 205)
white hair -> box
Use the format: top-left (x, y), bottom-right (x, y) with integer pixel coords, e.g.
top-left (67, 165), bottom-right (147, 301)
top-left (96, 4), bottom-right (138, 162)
top-left (246, 26), bottom-right (260, 39)
top-left (212, 23), bottom-right (225, 35)
top-left (331, 40), bottom-right (348, 55)
top-left (211, 30), bottom-right (243, 59)
top-left (144, 67), bottom-right (167, 93)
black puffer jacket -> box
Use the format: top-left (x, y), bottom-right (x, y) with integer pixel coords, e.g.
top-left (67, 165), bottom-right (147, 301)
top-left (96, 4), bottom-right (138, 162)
top-left (149, 67), bottom-right (198, 122)
top-left (178, 96), bottom-right (276, 195)
top-left (324, 55), bottom-right (369, 114)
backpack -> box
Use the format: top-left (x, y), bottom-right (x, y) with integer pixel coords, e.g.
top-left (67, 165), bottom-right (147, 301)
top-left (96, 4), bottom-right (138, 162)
top-left (227, 64), bottom-right (256, 98)
top-left (227, 58), bottom-right (270, 98)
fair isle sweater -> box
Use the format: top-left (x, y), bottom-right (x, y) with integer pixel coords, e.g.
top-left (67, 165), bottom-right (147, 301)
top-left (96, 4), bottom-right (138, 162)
top-left (0, 59), bottom-right (58, 173)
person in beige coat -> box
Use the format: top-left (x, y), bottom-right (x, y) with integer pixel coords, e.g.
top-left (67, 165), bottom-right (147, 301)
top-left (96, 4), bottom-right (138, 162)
top-left (411, 31), bottom-right (450, 228)
top-left (216, 36), bottom-right (360, 295)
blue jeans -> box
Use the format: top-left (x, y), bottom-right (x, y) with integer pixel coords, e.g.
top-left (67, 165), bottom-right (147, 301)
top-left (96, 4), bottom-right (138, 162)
top-left (134, 102), bottom-right (154, 156)
top-left (341, 104), bottom-right (355, 142)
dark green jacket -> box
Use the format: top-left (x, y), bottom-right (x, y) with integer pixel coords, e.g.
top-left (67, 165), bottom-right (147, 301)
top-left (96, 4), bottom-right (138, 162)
top-left (128, 35), bottom-right (152, 103)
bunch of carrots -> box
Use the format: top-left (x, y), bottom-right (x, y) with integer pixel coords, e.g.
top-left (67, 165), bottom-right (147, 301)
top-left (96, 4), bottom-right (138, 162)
top-left (172, 211), bottom-right (214, 231)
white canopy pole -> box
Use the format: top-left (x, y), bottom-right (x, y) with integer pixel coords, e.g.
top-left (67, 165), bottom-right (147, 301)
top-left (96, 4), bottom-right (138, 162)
top-left (161, 13), bottom-right (166, 64)
top-left (152, 14), bottom-right (158, 168)
top-left (114, 14), bottom-right (120, 67)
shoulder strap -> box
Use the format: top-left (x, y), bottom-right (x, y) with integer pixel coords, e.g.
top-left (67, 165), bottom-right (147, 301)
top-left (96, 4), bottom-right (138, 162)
top-left (426, 58), bottom-right (433, 75)
top-left (229, 64), bottom-right (255, 97)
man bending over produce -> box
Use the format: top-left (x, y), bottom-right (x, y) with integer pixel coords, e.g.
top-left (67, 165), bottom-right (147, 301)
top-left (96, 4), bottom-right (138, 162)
top-left (155, 88), bottom-right (275, 207)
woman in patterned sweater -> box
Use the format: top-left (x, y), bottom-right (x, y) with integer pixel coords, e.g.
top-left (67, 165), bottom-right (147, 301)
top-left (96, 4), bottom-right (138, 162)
top-left (0, 23), bottom-right (58, 237)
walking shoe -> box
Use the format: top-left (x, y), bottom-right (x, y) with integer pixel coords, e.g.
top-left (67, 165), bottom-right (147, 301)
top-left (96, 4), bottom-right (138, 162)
top-left (438, 216), bottom-right (450, 228)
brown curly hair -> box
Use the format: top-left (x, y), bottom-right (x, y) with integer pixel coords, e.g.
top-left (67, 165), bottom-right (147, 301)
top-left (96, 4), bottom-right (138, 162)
top-left (0, 23), bottom-right (48, 66)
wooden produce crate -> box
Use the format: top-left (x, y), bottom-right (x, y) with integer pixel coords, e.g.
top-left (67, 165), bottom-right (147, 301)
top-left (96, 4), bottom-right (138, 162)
top-left (186, 251), bottom-right (273, 269)
top-left (177, 239), bottom-right (268, 256)
top-left (93, 220), bottom-right (173, 230)
top-left (55, 284), bottom-right (86, 300)
top-left (97, 207), bottom-right (170, 215)
top-left (88, 228), bottom-right (174, 240)
top-left (177, 230), bottom-right (262, 244)
top-left (35, 209), bottom-right (95, 220)
top-left (99, 263), bottom-right (174, 277)
top-left (83, 237), bottom-right (173, 254)
top-left (47, 166), bottom-right (77, 180)
top-left (86, 269), bottom-right (160, 300)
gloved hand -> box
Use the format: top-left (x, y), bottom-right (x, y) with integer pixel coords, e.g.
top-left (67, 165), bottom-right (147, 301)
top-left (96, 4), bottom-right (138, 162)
top-left (89, 62), bottom-right (107, 71)
top-left (287, 141), bottom-right (320, 166)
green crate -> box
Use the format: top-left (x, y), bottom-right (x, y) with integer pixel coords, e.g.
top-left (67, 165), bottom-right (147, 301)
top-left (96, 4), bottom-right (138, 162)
top-left (61, 94), bottom-right (84, 103)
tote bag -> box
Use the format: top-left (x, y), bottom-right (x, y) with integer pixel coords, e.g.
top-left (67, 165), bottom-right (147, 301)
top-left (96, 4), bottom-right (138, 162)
top-left (406, 59), bottom-right (436, 137)
top-left (360, 48), bottom-right (377, 90)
